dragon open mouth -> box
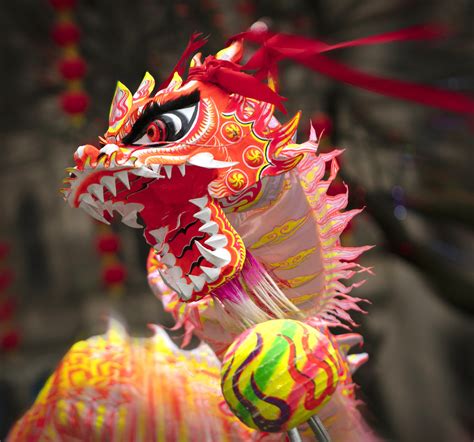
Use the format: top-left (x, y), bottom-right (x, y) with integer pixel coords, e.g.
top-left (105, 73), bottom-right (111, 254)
top-left (64, 144), bottom-right (245, 300)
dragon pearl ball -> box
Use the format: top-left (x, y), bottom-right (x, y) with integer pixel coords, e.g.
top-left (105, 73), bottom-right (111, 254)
top-left (220, 319), bottom-right (341, 433)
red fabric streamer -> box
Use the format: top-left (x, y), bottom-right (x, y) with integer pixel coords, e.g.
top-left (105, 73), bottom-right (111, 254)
top-left (188, 56), bottom-right (287, 112)
top-left (227, 25), bottom-right (474, 114)
top-left (159, 33), bottom-right (208, 90)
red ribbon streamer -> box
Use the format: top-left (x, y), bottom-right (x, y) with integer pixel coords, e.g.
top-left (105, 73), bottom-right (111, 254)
top-left (188, 57), bottom-right (287, 112)
top-left (227, 25), bottom-right (474, 114)
top-left (159, 32), bottom-right (209, 90)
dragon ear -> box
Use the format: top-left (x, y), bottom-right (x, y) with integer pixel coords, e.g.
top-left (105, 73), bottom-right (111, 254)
top-left (108, 81), bottom-right (133, 134)
top-left (190, 52), bottom-right (203, 68)
top-left (133, 71), bottom-right (155, 102)
top-left (157, 71), bottom-right (183, 95)
top-left (215, 40), bottom-right (243, 63)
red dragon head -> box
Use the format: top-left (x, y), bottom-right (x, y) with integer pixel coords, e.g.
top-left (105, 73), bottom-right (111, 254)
top-left (63, 39), bottom-right (317, 302)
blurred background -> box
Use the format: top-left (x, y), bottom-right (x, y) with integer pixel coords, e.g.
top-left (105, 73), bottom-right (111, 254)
top-left (0, 0), bottom-right (473, 440)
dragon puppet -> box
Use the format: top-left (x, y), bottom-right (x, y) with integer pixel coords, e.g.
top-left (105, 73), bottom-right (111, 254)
top-left (55, 27), bottom-right (474, 441)
top-left (57, 37), bottom-right (374, 441)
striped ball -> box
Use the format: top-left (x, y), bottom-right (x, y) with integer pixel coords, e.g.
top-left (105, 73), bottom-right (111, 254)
top-left (220, 319), bottom-right (340, 432)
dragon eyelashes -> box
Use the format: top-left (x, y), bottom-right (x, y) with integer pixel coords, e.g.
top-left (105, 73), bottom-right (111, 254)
top-left (123, 92), bottom-right (200, 147)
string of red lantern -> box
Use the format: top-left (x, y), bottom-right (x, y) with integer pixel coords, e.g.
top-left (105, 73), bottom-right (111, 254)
top-left (0, 242), bottom-right (21, 352)
top-left (49, 0), bottom-right (89, 125)
top-left (49, 1), bottom-right (126, 295)
top-left (95, 223), bottom-right (127, 296)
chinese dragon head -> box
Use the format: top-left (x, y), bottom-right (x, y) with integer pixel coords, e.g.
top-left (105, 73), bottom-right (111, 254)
top-left (63, 39), bottom-right (322, 304)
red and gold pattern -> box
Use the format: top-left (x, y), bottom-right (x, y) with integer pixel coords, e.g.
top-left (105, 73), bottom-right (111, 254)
top-left (7, 321), bottom-right (260, 442)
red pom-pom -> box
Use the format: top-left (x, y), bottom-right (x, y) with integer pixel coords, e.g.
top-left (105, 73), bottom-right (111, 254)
top-left (102, 264), bottom-right (127, 286)
top-left (51, 22), bottom-right (80, 46)
top-left (96, 234), bottom-right (120, 254)
top-left (49, 0), bottom-right (76, 10)
top-left (58, 57), bottom-right (86, 80)
top-left (0, 330), bottom-right (21, 351)
top-left (0, 298), bottom-right (15, 321)
top-left (0, 270), bottom-right (14, 291)
top-left (60, 91), bottom-right (89, 115)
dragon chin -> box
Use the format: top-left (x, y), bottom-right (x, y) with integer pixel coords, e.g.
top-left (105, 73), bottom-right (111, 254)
top-left (64, 145), bottom-right (246, 301)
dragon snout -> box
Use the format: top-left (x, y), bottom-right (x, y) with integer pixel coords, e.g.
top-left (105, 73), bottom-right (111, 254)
top-left (74, 144), bottom-right (100, 169)
top-left (74, 144), bottom-right (123, 170)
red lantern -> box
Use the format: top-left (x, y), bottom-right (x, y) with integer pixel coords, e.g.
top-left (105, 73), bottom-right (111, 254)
top-left (51, 22), bottom-right (81, 46)
top-left (96, 234), bottom-right (120, 254)
top-left (0, 298), bottom-right (15, 321)
top-left (0, 330), bottom-right (21, 351)
top-left (49, 0), bottom-right (76, 10)
top-left (59, 57), bottom-right (87, 80)
top-left (60, 91), bottom-right (90, 115)
top-left (0, 270), bottom-right (14, 291)
top-left (102, 264), bottom-right (127, 286)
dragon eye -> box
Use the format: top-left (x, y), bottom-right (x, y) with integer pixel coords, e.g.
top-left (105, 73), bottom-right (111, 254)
top-left (145, 120), bottom-right (167, 143)
top-left (130, 104), bottom-right (197, 146)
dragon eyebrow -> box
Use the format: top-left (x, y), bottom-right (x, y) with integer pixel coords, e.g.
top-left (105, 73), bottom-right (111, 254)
top-left (122, 90), bottom-right (200, 144)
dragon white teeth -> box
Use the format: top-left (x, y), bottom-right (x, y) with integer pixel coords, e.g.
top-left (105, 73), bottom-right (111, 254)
top-left (101, 176), bottom-right (117, 196)
top-left (118, 203), bottom-right (144, 229)
top-left (88, 184), bottom-right (105, 203)
top-left (195, 241), bottom-right (231, 267)
top-left (189, 195), bottom-right (209, 208)
top-left (158, 269), bottom-right (182, 297)
top-left (198, 221), bottom-right (219, 235)
top-left (150, 226), bottom-right (169, 250)
top-left (178, 164), bottom-right (186, 176)
top-left (189, 274), bottom-right (206, 291)
top-left (187, 152), bottom-right (238, 169)
top-left (79, 201), bottom-right (109, 224)
top-left (200, 265), bottom-right (220, 282)
top-left (163, 165), bottom-right (173, 178)
top-left (115, 171), bottom-right (130, 189)
top-left (176, 279), bottom-right (193, 300)
top-left (193, 207), bottom-right (211, 222)
top-left (150, 164), bottom-right (162, 174)
top-left (79, 193), bottom-right (98, 207)
top-left (121, 213), bottom-right (142, 229)
top-left (204, 234), bottom-right (228, 249)
top-left (168, 266), bottom-right (183, 280)
top-left (132, 167), bottom-right (160, 178)
top-left (161, 253), bottom-right (177, 267)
